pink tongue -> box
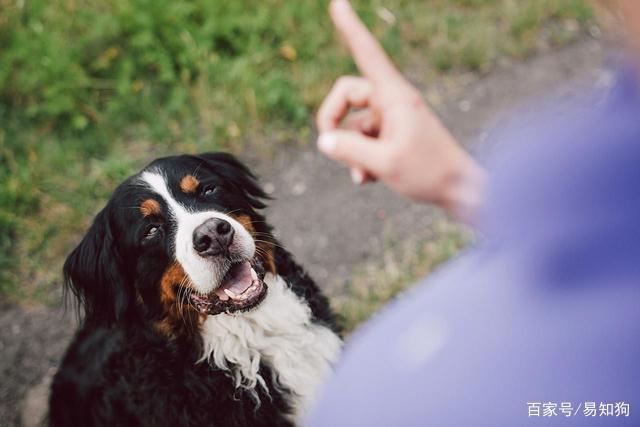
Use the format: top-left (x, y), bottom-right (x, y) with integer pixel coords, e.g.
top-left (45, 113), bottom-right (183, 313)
top-left (214, 261), bottom-right (253, 300)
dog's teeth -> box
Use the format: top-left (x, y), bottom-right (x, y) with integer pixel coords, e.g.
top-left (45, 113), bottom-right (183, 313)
top-left (250, 268), bottom-right (258, 280)
top-left (224, 289), bottom-right (238, 299)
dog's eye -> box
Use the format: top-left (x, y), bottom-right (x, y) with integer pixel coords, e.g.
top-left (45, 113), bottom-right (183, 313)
top-left (201, 185), bottom-right (217, 197)
top-left (144, 224), bottom-right (161, 240)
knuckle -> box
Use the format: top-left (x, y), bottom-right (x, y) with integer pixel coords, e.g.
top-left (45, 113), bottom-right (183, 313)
top-left (380, 152), bottom-right (400, 178)
top-left (335, 76), bottom-right (356, 90)
top-left (336, 75), bottom-right (368, 91)
top-left (335, 76), bottom-right (350, 87)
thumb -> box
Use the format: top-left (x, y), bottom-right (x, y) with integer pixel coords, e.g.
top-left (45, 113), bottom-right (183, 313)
top-left (317, 130), bottom-right (390, 176)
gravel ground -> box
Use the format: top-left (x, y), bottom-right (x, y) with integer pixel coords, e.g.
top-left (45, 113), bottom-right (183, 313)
top-left (0, 38), bottom-right (610, 426)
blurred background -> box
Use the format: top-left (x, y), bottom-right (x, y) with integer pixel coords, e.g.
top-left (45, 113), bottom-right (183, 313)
top-left (0, 0), bottom-right (607, 425)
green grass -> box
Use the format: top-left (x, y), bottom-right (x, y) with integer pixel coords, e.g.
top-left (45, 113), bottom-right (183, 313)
top-left (0, 0), bottom-right (593, 302)
top-left (333, 219), bottom-right (472, 333)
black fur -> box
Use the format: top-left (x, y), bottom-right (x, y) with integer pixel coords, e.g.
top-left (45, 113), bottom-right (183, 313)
top-left (51, 153), bottom-right (340, 426)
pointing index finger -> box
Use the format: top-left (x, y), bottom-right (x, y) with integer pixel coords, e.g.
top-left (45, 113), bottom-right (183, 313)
top-left (329, 0), bottom-right (402, 84)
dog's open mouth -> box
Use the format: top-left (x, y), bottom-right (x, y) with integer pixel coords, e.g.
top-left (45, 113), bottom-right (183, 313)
top-left (188, 261), bottom-right (267, 316)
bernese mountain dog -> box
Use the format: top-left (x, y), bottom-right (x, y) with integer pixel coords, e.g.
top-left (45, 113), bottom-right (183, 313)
top-left (50, 153), bottom-right (342, 426)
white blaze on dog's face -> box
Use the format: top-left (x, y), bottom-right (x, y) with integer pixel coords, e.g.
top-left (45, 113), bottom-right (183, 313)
top-left (119, 153), bottom-right (276, 334)
top-left (140, 171), bottom-right (256, 295)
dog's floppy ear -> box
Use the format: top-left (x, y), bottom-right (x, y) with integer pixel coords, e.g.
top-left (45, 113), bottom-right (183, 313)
top-left (196, 152), bottom-right (270, 209)
top-left (63, 207), bottom-right (133, 326)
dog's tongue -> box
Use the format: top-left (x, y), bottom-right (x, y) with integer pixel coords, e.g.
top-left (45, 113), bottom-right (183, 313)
top-left (215, 261), bottom-right (255, 301)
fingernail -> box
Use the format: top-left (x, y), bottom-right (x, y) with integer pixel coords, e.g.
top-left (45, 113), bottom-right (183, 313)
top-left (318, 133), bottom-right (337, 153)
top-left (351, 168), bottom-right (365, 185)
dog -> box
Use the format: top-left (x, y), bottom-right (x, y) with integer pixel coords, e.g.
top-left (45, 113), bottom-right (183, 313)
top-left (50, 153), bottom-right (342, 426)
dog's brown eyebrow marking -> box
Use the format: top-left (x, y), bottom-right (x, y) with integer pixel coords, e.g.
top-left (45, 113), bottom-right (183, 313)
top-left (140, 199), bottom-right (161, 217)
top-left (180, 175), bottom-right (200, 194)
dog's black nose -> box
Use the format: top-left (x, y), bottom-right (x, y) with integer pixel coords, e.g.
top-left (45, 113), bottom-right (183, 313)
top-left (193, 218), bottom-right (234, 256)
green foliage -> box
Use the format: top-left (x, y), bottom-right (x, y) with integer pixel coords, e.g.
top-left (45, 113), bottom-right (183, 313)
top-left (0, 0), bottom-right (593, 301)
top-left (0, 0), bottom-right (332, 137)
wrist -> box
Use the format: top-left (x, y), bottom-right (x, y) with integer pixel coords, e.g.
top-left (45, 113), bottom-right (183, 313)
top-left (437, 150), bottom-right (487, 223)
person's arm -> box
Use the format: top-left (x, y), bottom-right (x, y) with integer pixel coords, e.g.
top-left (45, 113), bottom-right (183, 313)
top-left (316, 0), bottom-right (486, 222)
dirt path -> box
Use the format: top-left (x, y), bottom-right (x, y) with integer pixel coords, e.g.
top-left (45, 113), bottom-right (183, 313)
top-left (0, 38), bottom-right (609, 426)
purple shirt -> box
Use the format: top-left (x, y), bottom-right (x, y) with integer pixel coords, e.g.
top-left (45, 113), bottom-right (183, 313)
top-left (306, 65), bottom-right (640, 426)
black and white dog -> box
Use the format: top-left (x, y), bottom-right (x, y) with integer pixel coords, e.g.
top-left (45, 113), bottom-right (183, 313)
top-left (50, 153), bottom-right (342, 426)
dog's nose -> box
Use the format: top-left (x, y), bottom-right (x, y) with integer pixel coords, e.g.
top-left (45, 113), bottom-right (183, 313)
top-left (193, 218), bottom-right (235, 256)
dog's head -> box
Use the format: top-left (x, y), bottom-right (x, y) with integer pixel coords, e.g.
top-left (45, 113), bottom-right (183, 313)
top-left (64, 153), bottom-right (276, 336)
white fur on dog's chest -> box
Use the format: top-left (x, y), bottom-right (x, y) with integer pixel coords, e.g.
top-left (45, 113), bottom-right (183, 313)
top-left (199, 274), bottom-right (342, 422)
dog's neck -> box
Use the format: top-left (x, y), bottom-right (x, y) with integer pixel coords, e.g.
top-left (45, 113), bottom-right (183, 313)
top-left (199, 273), bottom-right (342, 422)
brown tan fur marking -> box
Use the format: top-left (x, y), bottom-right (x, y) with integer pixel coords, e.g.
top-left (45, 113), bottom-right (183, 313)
top-left (140, 199), bottom-right (161, 217)
top-left (234, 214), bottom-right (255, 233)
top-left (155, 263), bottom-right (203, 338)
top-left (233, 214), bottom-right (277, 274)
top-left (159, 263), bottom-right (186, 306)
top-left (180, 175), bottom-right (200, 194)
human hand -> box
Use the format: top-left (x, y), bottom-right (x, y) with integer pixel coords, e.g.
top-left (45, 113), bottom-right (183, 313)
top-left (316, 0), bottom-right (486, 221)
